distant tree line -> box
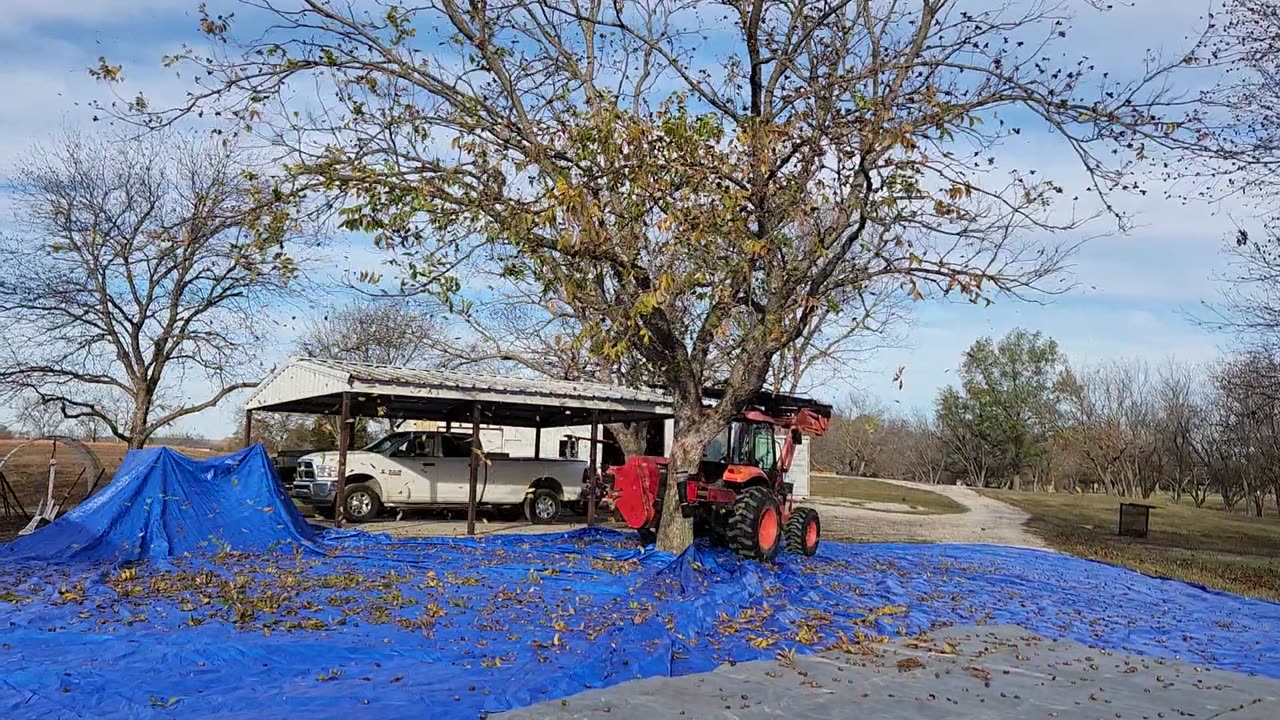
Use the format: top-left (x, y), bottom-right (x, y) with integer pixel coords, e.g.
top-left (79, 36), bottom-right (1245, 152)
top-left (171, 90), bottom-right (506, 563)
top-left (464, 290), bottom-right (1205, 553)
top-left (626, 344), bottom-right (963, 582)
top-left (812, 329), bottom-right (1280, 517)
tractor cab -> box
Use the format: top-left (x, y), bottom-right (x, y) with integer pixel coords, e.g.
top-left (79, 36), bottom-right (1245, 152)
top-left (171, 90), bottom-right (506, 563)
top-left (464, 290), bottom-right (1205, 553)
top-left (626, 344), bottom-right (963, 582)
top-left (698, 419), bottom-right (780, 485)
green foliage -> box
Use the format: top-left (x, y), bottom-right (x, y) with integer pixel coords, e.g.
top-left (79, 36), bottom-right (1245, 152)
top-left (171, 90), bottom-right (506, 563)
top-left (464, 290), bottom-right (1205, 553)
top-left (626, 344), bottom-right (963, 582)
top-left (936, 330), bottom-right (1073, 486)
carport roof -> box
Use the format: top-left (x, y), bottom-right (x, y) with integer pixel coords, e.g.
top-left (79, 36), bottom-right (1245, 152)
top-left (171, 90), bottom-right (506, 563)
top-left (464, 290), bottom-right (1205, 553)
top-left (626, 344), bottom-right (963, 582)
top-left (244, 357), bottom-right (674, 427)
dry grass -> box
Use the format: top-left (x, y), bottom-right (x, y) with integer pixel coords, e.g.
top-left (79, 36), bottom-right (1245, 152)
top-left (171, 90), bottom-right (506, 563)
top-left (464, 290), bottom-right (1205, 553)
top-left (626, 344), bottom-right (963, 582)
top-left (0, 439), bottom-right (216, 539)
top-left (983, 489), bottom-right (1280, 601)
top-left (1163, 492), bottom-right (1280, 517)
top-left (811, 474), bottom-right (967, 515)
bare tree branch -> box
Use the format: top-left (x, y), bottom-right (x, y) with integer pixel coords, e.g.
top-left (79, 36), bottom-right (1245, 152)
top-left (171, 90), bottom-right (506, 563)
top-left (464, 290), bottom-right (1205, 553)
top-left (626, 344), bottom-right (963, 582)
top-left (0, 128), bottom-right (314, 448)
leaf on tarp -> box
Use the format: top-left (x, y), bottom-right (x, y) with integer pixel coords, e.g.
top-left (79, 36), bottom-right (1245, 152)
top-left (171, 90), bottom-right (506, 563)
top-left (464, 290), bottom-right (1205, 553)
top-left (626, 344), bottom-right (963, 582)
top-left (896, 657), bottom-right (925, 672)
top-left (964, 665), bottom-right (992, 682)
top-left (861, 604), bottom-right (907, 623)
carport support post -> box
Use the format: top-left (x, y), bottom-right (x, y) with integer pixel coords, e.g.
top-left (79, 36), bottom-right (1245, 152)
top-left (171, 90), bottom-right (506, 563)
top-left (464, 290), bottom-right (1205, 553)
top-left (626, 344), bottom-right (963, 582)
top-left (587, 411), bottom-right (599, 526)
top-left (241, 409), bottom-right (253, 449)
top-left (467, 402), bottom-right (480, 536)
top-left (334, 392), bottom-right (352, 529)
top-left (533, 426), bottom-right (541, 459)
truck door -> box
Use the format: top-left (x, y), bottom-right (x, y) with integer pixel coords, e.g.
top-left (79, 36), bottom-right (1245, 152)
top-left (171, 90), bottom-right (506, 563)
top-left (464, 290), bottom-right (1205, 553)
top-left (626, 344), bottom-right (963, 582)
top-left (385, 432), bottom-right (440, 502)
top-left (434, 432), bottom-right (480, 503)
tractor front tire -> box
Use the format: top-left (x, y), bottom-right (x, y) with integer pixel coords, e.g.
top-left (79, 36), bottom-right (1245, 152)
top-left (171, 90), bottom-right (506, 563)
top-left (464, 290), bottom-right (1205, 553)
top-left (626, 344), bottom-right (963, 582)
top-left (726, 486), bottom-right (782, 562)
top-left (637, 527), bottom-right (657, 547)
top-left (784, 506), bottom-right (821, 556)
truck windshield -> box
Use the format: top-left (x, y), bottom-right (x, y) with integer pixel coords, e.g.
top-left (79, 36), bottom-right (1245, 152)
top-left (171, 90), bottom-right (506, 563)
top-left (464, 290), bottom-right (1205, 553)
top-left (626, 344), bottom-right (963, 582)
top-left (364, 432), bottom-right (410, 454)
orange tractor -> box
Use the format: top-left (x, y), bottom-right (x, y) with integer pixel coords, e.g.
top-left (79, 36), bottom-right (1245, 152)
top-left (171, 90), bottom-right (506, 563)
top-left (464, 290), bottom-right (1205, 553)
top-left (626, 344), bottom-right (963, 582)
top-left (606, 393), bottom-right (831, 561)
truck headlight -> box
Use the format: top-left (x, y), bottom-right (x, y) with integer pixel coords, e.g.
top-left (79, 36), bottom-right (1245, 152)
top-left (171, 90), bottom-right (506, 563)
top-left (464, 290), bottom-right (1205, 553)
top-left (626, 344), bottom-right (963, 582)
top-left (315, 465), bottom-right (336, 478)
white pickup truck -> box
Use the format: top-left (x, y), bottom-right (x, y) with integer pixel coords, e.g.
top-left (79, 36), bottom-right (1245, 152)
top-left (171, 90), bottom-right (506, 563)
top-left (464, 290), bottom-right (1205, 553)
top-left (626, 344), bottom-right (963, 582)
top-left (290, 430), bottom-right (589, 523)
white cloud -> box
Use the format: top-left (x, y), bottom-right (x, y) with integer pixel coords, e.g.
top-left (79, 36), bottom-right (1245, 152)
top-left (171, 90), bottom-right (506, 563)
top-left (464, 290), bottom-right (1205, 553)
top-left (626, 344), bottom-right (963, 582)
top-left (0, 0), bottom-right (186, 36)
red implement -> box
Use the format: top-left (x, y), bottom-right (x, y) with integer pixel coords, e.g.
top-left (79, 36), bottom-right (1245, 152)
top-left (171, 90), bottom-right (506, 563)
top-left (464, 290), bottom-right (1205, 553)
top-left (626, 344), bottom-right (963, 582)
top-left (610, 456), bottom-right (666, 529)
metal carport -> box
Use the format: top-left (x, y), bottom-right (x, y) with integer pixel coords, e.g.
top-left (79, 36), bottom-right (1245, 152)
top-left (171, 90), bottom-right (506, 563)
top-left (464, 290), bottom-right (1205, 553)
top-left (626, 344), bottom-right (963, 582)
top-left (242, 357), bottom-right (674, 534)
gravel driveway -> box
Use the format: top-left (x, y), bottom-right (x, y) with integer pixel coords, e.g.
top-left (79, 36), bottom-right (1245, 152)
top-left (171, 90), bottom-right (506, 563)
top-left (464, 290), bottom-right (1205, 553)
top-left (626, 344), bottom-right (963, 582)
top-left (317, 478), bottom-right (1046, 549)
top-left (812, 478), bottom-right (1047, 549)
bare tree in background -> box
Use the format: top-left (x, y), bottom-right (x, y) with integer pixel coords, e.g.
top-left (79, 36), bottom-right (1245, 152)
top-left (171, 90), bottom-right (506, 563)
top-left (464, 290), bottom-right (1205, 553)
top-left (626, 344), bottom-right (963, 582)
top-left (1153, 361), bottom-right (1208, 506)
top-left (810, 399), bottom-right (885, 477)
top-left (1061, 360), bottom-right (1159, 498)
top-left (14, 394), bottom-right (66, 438)
top-left (0, 130), bottom-right (309, 448)
top-left (1211, 353), bottom-right (1280, 516)
top-left (897, 413), bottom-right (948, 485)
top-left (72, 416), bottom-right (107, 443)
top-left (288, 297), bottom-right (453, 442)
top-left (299, 298), bottom-right (450, 368)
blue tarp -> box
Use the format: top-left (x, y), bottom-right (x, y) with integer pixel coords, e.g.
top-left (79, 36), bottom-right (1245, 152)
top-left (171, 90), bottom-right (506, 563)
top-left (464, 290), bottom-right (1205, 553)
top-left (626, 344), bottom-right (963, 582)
top-left (2, 445), bottom-right (315, 564)
top-left (1, 446), bottom-right (1278, 719)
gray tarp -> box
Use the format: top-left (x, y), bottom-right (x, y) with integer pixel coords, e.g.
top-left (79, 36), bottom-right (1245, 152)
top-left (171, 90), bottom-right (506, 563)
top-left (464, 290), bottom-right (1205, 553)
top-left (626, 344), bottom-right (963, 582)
top-left (503, 624), bottom-right (1280, 719)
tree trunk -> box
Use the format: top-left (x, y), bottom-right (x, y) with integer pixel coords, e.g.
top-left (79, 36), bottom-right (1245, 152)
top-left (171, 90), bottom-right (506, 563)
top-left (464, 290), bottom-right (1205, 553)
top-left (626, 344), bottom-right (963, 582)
top-left (128, 396), bottom-right (151, 449)
top-left (657, 393), bottom-right (730, 555)
top-left (1192, 488), bottom-right (1207, 508)
top-left (606, 421), bottom-right (649, 459)
top-left (656, 431), bottom-right (700, 553)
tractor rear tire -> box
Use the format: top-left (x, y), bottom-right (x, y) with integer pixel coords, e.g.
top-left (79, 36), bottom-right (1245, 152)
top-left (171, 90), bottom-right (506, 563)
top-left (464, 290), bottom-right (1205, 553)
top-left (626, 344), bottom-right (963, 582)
top-left (784, 506), bottom-right (821, 556)
top-left (726, 486), bottom-right (782, 562)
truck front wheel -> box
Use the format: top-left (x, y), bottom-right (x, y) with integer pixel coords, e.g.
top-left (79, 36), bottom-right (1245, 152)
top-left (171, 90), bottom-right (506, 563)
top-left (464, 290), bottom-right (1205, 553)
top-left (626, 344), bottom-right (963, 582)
top-left (524, 488), bottom-right (561, 524)
top-left (342, 484), bottom-right (382, 523)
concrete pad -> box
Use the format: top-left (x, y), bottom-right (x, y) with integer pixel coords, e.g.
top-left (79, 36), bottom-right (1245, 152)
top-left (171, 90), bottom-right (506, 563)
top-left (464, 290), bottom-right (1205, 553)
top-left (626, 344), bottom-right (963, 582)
top-left (353, 517), bottom-right (596, 538)
top-left (501, 625), bottom-right (1280, 719)
top-left (308, 510), bottom-right (630, 538)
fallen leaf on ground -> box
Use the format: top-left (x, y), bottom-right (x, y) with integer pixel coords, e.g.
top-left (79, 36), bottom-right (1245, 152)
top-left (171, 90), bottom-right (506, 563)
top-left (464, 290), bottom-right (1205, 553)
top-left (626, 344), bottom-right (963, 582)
top-left (896, 657), bottom-right (925, 672)
top-left (964, 665), bottom-right (992, 681)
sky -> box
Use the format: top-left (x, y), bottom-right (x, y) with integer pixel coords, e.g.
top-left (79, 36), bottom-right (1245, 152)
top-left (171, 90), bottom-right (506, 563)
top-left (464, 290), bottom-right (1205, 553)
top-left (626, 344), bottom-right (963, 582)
top-left (0, 0), bottom-right (1247, 438)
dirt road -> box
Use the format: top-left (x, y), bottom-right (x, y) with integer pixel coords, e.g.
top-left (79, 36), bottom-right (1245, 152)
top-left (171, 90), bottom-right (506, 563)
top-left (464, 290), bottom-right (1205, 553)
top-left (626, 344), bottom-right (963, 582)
top-left (814, 477), bottom-right (1047, 549)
